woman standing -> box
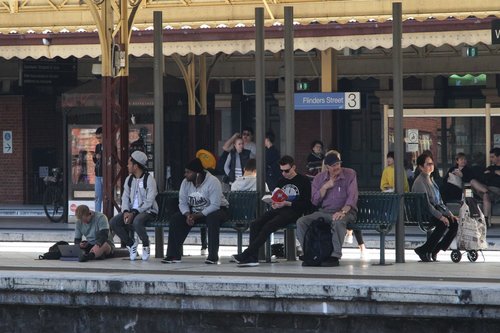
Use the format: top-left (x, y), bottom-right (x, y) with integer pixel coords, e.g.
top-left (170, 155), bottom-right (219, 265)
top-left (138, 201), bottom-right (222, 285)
top-left (219, 136), bottom-right (251, 184)
top-left (412, 153), bottom-right (458, 262)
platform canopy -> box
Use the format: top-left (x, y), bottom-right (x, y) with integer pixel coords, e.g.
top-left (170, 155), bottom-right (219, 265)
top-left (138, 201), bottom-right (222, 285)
top-left (0, 0), bottom-right (499, 59)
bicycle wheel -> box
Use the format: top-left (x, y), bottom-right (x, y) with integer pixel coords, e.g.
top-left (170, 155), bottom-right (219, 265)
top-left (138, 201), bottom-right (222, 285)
top-left (43, 185), bottom-right (65, 222)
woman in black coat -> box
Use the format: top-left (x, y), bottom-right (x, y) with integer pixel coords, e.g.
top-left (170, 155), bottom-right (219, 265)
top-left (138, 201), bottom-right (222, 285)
top-left (440, 152), bottom-right (473, 203)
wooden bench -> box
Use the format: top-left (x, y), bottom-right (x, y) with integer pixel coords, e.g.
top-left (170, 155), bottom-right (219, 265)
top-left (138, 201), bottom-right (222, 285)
top-left (270, 191), bottom-right (400, 265)
top-left (147, 191), bottom-right (258, 258)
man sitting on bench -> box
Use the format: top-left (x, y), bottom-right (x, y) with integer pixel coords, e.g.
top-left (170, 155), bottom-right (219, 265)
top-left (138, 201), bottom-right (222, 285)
top-left (470, 147), bottom-right (500, 227)
top-left (296, 153), bottom-right (358, 267)
top-left (162, 158), bottom-right (229, 265)
top-left (231, 155), bottom-right (311, 267)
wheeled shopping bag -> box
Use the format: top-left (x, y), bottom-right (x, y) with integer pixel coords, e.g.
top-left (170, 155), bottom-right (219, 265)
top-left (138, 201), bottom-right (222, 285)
top-left (450, 197), bottom-right (487, 263)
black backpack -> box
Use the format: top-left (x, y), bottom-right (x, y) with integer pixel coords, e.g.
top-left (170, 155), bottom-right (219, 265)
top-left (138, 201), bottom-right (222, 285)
top-left (39, 241), bottom-right (69, 260)
top-left (302, 218), bottom-right (333, 266)
top-left (127, 172), bottom-right (149, 190)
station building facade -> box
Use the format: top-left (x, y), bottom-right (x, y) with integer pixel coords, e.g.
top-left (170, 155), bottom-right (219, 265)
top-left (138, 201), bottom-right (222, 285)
top-left (0, 4), bottom-right (499, 205)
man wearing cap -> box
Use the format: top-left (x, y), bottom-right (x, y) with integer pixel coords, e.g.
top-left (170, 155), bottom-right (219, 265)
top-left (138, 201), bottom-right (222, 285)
top-left (296, 153), bottom-right (358, 267)
top-left (110, 151), bottom-right (158, 261)
top-left (162, 158), bottom-right (229, 264)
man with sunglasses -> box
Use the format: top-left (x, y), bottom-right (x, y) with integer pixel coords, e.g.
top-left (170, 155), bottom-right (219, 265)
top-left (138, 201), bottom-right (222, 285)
top-left (296, 153), bottom-right (358, 267)
top-left (232, 155), bottom-right (311, 267)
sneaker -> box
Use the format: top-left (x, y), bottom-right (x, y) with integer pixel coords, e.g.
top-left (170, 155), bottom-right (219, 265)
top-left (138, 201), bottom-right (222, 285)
top-left (205, 258), bottom-right (219, 264)
top-left (230, 254), bottom-right (244, 263)
top-left (237, 258), bottom-right (259, 267)
top-left (126, 241), bottom-right (138, 261)
top-left (360, 250), bottom-right (370, 260)
top-left (200, 248), bottom-right (208, 256)
top-left (79, 252), bottom-right (95, 262)
top-left (161, 256), bottom-right (181, 264)
top-left (320, 256), bottom-right (340, 267)
top-left (344, 234), bottom-right (353, 244)
top-left (142, 246), bottom-right (150, 261)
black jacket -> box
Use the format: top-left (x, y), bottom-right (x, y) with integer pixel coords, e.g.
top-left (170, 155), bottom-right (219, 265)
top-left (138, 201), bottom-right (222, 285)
top-left (219, 148), bottom-right (251, 183)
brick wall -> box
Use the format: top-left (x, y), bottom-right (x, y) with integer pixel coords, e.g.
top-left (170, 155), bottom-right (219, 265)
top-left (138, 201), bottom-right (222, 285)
top-left (0, 96), bottom-right (25, 203)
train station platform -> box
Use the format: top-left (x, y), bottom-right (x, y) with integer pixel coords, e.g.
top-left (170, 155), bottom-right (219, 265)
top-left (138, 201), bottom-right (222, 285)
top-left (1, 215), bottom-right (500, 332)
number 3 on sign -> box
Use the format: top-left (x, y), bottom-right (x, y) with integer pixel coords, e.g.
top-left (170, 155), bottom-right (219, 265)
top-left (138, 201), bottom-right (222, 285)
top-left (344, 92), bottom-right (360, 110)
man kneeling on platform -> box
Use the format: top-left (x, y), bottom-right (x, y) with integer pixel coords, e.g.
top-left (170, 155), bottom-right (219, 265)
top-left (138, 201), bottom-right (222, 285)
top-left (74, 204), bottom-right (114, 262)
top-left (163, 158), bottom-right (229, 265)
top-left (296, 153), bottom-right (358, 267)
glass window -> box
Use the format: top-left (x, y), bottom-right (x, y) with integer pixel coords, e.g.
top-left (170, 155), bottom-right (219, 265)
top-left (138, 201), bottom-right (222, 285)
top-left (388, 116), bottom-right (485, 176)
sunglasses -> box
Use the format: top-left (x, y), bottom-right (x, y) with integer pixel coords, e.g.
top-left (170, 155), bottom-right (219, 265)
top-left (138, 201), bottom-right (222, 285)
top-left (280, 168), bottom-right (292, 173)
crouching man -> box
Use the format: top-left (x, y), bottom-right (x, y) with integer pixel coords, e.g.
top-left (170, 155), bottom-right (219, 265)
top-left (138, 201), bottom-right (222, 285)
top-left (75, 204), bottom-right (114, 262)
top-left (296, 153), bottom-right (358, 267)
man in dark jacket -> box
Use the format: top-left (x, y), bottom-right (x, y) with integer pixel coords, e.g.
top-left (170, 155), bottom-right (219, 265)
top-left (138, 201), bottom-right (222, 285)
top-left (92, 127), bottom-right (103, 212)
top-left (265, 131), bottom-right (281, 191)
top-left (232, 155), bottom-right (311, 267)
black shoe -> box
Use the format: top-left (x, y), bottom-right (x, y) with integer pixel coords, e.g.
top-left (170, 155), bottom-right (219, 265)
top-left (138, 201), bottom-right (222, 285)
top-left (161, 256), bottom-right (181, 264)
top-left (320, 257), bottom-right (340, 267)
top-left (230, 254), bottom-right (244, 263)
top-left (414, 246), bottom-right (431, 262)
top-left (205, 257), bottom-right (219, 264)
top-left (298, 255), bottom-right (305, 261)
top-left (431, 248), bottom-right (441, 262)
top-left (237, 257), bottom-right (259, 267)
top-left (302, 260), bottom-right (320, 267)
top-left (78, 252), bottom-right (94, 262)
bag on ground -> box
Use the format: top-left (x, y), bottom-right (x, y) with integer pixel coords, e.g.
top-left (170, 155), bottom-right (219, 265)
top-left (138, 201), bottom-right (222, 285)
top-left (302, 217), bottom-right (333, 266)
top-left (39, 240), bottom-right (69, 260)
top-left (456, 197), bottom-right (487, 250)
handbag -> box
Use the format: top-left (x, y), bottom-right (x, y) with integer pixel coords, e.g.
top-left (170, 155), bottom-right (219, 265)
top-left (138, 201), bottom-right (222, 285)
top-left (447, 172), bottom-right (462, 189)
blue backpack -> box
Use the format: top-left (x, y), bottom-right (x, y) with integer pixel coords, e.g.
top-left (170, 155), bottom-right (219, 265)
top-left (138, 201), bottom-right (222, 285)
top-left (302, 217), bottom-right (333, 266)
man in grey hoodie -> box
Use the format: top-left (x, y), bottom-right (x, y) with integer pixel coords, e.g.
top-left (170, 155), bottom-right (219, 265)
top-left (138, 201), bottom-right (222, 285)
top-left (163, 158), bottom-right (229, 264)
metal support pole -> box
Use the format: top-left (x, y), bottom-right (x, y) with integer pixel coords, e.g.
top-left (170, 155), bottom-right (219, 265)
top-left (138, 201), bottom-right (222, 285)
top-left (284, 6), bottom-right (296, 261)
top-left (255, 8), bottom-right (266, 261)
top-left (284, 6), bottom-right (294, 157)
top-left (153, 11), bottom-right (165, 258)
top-left (393, 2), bottom-right (405, 263)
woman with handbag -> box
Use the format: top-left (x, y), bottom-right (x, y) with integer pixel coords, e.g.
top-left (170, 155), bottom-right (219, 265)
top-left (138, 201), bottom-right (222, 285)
top-left (440, 152), bottom-right (473, 203)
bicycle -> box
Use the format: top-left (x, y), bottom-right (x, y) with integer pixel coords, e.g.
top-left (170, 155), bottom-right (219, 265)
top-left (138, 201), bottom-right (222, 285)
top-left (43, 167), bottom-right (66, 223)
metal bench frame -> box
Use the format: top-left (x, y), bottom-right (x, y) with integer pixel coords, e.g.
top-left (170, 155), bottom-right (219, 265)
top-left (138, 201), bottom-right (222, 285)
top-left (147, 191), bottom-right (258, 258)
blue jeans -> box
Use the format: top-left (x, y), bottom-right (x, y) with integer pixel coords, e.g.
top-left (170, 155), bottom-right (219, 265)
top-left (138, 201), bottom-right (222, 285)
top-left (95, 176), bottom-right (103, 212)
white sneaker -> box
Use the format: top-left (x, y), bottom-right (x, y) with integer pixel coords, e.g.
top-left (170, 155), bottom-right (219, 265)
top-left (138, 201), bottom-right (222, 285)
top-left (142, 246), bottom-right (150, 261)
top-left (200, 248), bottom-right (208, 256)
top-left (360, 250), bottom-right (370, 260)
top-left (345, 234), bottom-right (353, 244)
top-left (126, 241), bottom-right (138, 261)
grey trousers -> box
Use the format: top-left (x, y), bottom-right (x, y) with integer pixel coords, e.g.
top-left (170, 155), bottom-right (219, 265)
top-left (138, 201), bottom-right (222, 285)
top-left (296, 210), bottom-right (356, 259)
top-left (110, 212), bottom-right (154, 247)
